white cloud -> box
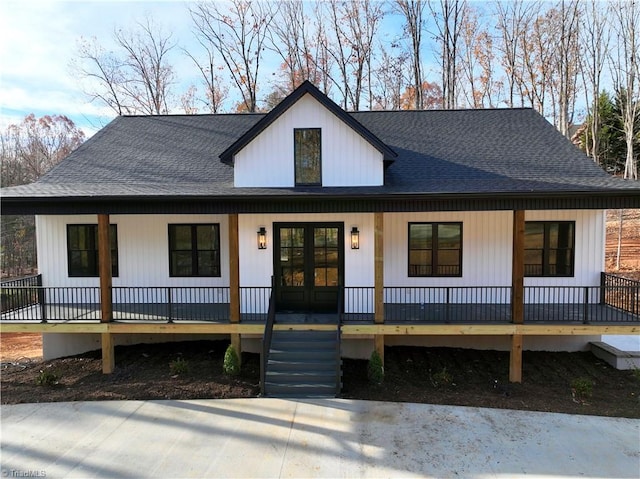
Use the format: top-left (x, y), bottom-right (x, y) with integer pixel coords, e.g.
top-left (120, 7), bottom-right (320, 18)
top-left (0, 1), bottom-right (198, 134)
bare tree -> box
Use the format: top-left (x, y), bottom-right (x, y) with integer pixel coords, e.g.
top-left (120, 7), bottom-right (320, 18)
top-left (324, 0), bottom-right (385, 110)
top-left (73, 37), bottom-right (129, 115)
top-left (519, 8), bottom-right (554, 115)
top-left (400, 81), bottom-right (443, 110)
top-left (1, 115), bottom-right (85, 277)
top-left (308, 3), bottom-right (334, 97)
top-left (1, 114), bottom-right (85, 185)
top-left (430, 0), bottom-right (467, 109)
top-left (114, 18), bottom-right (176, 115)
top-left (372, 45), bottom-right (409, 110)
top-left (458, 5), bottom-right (500, 108)
top-left (182, 38), bottom-right (229, 114)
top-left (268, 0), bottom-right (323, 95)
top-left (494, 0), bottom-right (538, 108)
top-left (553, 0), bottom-right (581, 138)
top-left (395, 0), bottom-right (426, 109)
top-left (611, 0), bottom-right (640, 180)
top-left (189, 0), bottom-right (276, 113)
top-left (180, 85), bottom-right (200, 114)
top-left (579, 0), bottom-right (611, 163)
top-left (73, 17), bottom-right (177, 115)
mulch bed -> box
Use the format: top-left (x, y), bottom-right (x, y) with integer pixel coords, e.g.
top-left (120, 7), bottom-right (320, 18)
top-left (2, 340), bottom-right (638, 418)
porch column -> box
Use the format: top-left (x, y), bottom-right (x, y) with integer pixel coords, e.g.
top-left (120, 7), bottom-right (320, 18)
top-left (98, 214), bottom-right (114, 374)
top-left (228, 214), bottom-right (242, 364)
top-left (510, 209), bottom-right (525, 383)
top-left (374, 212), bottom-right (385, 365)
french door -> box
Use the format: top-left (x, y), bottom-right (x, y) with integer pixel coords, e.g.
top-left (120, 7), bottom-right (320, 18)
top-left (274, 223), bottom-right (343, 312)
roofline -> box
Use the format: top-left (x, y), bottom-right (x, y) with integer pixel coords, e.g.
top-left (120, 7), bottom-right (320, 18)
top-left (3, 189), bottom-right (638, 215)
top-left (218, 81), bottom-right (397, 164)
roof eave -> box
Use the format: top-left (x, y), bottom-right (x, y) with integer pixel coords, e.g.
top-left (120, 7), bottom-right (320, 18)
top-left (2, 188), bottom-right (638, 215)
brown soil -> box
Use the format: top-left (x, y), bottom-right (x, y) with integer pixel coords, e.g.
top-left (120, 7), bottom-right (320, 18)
top-left (1, 209), bottom-right (639, 416)
top-left (0, 333), bottom-right (42, 362)
top-left (605, 209), bottom-right (640, 277)
top-left (1, 340), bottom-right (638, 418)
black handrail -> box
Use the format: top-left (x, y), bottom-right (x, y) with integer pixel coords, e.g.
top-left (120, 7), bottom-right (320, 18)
top-left (601, 272), bottom-right (640, 315)
top-left (335, 284), bottom-right (344, 395)
top-left (260, 276), bottom-right (277, 396)
top-left (0, 274), bottom-right (42, 314)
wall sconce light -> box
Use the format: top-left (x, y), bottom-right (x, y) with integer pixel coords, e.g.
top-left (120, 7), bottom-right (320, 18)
top-left (257, 227), bottom-right (267, 249)
top-left (350, 227), bottom-right (360, 249)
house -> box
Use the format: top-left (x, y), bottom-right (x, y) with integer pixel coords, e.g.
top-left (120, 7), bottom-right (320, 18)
top-left (2, 81), bottom-right (639, 396)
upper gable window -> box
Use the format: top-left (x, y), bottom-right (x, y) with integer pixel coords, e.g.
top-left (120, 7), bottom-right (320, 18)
top-left (294, 128), bottom-right (321, 185)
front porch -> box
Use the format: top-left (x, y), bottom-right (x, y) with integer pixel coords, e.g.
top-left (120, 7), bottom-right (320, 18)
top-left (2, 275), bottom-right (638, 326)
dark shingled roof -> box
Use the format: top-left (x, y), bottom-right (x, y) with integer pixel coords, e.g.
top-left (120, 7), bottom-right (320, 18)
top-left (2, 105), bottom-right (639, 214)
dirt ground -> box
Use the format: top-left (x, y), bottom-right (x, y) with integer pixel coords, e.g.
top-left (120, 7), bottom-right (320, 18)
top-left (605, 209), bottom-right (640, 277)
top-left (1, 209), bottom-right (639, 416)
top-left (1, 340), bottom-right (638, 418)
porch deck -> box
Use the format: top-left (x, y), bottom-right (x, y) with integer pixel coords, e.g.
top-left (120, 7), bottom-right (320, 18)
top-left (1, 302), bottom-right (637, 325)
top-left (1, 275), bottom-right (638, 325)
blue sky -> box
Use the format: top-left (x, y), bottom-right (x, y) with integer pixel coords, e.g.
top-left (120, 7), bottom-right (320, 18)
top-left (0, 1), bottom-right (369, 136)
top-left (0, 1), bottom-right (425, 138)
top-left (0, 1), bottom-right (607, 139)
top-left (0, 1), bottom-right (203, 136)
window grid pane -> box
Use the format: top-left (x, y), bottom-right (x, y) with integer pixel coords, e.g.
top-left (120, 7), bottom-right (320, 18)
top-left (524, 222), bottom-right (574, 277)
top-left (313, 227), bottom-right (338, 286)
top-left (295, 128), bottom-right (321, 185)
top-left (408, 223), bottom-right (461, 277)
top-left (280, 227), bottom-right (305, 286)
top-left (169, 224), bottom-right (221, 277)
top-left (67, 224), bottom-right (118, 277)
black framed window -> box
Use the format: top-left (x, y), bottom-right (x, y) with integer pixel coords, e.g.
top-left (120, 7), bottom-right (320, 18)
top-left (67, 224), bottom-right (118, 277)
top-left (524, 221), bottom-right (574, 277)
top-left (408, 222), bottom-right (462, 277)
top-left (169, 224), bottom-right (220, 277)
top-left (294, 128), bottom-right (321, 185)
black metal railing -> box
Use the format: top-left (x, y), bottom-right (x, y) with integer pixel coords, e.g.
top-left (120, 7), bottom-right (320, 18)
top-left (112, 287), bottom-right (231, 322)
top-left (0, 285), bottom-right (100, 322)
top-left (524, 286), bottom-right (599, 323)
top-left (342, 287), bottom-right (375, 322)
top-left (335, 285), bottom-right (344, 393)
top-left (1, 277), bottom-right (637, 325)
top-left (261, 277), bottom-right (277, 396)
top-left (240, 286), bottom-right (271, 322)
top-left (601, 272), bottom-right (640, 315)
top-left (383, 286), bottom-right (512, 323)
top-left (0, 274), bottom-right (42, 314)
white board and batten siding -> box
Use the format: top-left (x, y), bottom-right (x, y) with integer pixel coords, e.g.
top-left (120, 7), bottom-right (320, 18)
top-left (383, 210), bottom-right (605, 304)
top-left (233, 94), bottom-right (384, 187)
top-left (36, 214), bottom-right (230, 291)
top-left (36, 212), bottom-right (373, 301)
top-left (36, 213), bottom-right (374, 314)
top-left (524, 210), bottom-right (605, 287)
top-left (36, 209), bottom-right (604, 306)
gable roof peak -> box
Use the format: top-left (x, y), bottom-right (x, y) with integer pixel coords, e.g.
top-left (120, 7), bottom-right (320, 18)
top-left (219, 81), bottom-right (396, 164)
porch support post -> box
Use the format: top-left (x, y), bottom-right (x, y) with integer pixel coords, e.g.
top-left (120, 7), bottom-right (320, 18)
top-left (374, 212), bottom-right (384, 365)
top-left (98, 214), bottom-right (114, 373)
top-left (510, 209), bottom-right (525, 383)
top-left (101, 332), bottom-right (115, 374)
top-left (509, 334), bottom-right (523, 383)
top-left (228, 213), bottom-right (241, 364)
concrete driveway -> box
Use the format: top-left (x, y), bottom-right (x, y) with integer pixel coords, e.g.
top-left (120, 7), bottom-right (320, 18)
top-left (1, 399), bottom-right (638, 478)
